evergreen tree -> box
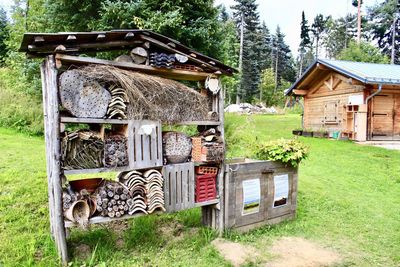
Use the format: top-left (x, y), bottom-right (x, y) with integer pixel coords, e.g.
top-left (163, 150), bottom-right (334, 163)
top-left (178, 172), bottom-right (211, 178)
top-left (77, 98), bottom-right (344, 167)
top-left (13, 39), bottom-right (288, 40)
top-left (0, 8), bottom-right (9, 65)
top-left (232, 0), bottom-right (262, 102)
top-left (311, 14), bottom-right (329, 58)
top-left (272, 26), bottom-right (295, 89)
top-left (298, 11), bottom-right (311, 77)
top-left (367, 0), bottom-right (400, 64)
top-left (258, 21), bottom-right (272, 72)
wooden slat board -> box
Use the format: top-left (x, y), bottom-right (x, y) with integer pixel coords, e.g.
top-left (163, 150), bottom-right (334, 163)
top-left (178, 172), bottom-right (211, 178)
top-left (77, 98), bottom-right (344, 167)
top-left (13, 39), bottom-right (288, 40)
top-left (128, 120), bottom-right (163, 169)
top-left (162, 162), bottom-right (195, 212)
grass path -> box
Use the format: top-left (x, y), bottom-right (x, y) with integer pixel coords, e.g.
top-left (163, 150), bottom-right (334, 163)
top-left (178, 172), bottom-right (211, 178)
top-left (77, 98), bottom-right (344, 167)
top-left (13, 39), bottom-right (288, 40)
top-left (0, 115), bottom-right (399, 266)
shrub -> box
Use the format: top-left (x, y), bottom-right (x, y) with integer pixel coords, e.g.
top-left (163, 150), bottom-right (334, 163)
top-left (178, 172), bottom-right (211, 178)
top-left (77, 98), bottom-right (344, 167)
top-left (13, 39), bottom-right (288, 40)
top-left (254, 138), bottom-right (308, 167)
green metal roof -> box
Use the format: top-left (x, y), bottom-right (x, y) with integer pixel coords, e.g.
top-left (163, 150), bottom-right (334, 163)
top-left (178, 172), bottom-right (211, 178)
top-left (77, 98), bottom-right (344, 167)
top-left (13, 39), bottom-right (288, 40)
top-left (286, 59), bottom-right (400, 95)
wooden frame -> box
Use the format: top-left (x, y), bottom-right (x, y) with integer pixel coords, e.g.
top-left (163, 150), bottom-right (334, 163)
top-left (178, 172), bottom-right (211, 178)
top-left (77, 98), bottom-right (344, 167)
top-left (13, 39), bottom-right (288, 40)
top-left (41, 52), bottom-right (227, 264)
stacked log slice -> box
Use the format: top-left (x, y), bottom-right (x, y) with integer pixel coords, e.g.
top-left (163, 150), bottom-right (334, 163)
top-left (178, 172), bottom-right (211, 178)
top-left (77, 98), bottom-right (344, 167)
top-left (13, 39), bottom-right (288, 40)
top-left (104, 135), bottom-right (129, 167)
top-left (95, 181), bottom-right (131, 218)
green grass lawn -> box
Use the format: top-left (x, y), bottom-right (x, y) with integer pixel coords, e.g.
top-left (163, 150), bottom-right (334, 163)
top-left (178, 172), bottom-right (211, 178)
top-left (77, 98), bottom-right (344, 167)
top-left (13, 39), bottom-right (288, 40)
top-left (0, 114), bottom-right (399, 266)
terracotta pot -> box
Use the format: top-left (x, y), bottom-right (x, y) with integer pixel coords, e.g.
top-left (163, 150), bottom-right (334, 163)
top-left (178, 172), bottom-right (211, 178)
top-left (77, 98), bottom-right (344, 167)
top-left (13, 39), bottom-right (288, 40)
top-left (69, 178), bottom-right (103, 193)
top-left (64, 200), bottom-right (90, 224)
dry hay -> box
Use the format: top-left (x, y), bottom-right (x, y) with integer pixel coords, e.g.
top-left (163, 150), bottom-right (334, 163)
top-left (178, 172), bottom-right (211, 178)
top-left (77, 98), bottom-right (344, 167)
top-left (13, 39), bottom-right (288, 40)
top-left (76, 65), bottom-right (208, 123)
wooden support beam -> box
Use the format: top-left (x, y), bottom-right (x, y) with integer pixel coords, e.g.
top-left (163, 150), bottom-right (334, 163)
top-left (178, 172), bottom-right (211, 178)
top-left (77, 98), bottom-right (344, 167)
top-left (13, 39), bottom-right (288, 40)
top-left (27, 39), bottom-right (144, 53)
top-left (139, 34), bottom-right (221, 73)
top-left (317, 63), bottom-right (330, 70)
top-left (55, 54), bottom-right (215, 81)
top-left (41, 55), bottom-right (69, 264)
top-left (292, 89), bottom-right (308, 95)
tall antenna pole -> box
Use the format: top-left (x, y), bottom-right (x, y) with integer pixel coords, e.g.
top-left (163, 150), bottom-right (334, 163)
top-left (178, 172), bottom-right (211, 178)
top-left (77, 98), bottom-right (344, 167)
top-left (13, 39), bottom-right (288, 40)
top-left (357, 0), bottom-right (362, 44)
top-left (236, 12), bottom-right (244, 104)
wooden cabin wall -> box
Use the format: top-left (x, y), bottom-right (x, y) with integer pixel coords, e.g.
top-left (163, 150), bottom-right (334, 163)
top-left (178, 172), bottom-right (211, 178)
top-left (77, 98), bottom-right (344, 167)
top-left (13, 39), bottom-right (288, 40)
top-left (303, 72), bottom-right (365, 132)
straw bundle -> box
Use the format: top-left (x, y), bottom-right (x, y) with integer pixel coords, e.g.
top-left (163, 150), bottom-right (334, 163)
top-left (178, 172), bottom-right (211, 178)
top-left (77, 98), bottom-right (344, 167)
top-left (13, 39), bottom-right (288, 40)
top-left (76, 65), bottom-right (208, 123)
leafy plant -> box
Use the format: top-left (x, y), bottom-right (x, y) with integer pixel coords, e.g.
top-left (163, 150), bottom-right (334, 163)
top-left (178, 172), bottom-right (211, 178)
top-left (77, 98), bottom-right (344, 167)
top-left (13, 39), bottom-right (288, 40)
top-left (253, 138), bottom-right (308, 167)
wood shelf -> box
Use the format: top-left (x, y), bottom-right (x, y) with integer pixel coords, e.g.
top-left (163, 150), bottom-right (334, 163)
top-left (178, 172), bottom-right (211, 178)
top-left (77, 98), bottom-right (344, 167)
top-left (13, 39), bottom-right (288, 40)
top-left (173, 121), bottom-right (220, 126)
top-left (55, 54), bottom-right (214, 81)
top-left (64, 211), bottom-right (161, 228)
top-left (60, 117), bottom-right (128, 124)
top-left (60, 116), bottom-right (220, 126)
top-left (63, 166), bottom-right (131, 175)
top-left (194, 199), bottom-right (219, 207)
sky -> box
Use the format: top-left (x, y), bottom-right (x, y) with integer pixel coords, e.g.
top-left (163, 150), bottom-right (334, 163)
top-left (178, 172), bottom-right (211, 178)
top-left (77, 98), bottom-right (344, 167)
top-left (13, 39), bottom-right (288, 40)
top-left (215, 0), bottom-right (381, 56)
top-left (0, 0), bottom-right (381, 56)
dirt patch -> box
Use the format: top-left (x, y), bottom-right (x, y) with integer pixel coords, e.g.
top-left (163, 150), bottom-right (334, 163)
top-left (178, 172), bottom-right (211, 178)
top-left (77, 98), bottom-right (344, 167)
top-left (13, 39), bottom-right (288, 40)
top-left (74, 244), bottom-right (91, 260)
top-left (212, 238), bottom-right (260, 267)
top-left (107, 220), bottom-right (129, 234)
top-left (158, 220), bottom-right (185, 242)
top-left (265, 237), bottom-right (341, 267)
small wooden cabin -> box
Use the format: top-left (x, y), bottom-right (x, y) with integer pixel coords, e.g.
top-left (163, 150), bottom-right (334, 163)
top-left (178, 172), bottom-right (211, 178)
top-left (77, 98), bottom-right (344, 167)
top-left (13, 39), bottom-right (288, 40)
top-left (286, 59), bottom-right (400, 141)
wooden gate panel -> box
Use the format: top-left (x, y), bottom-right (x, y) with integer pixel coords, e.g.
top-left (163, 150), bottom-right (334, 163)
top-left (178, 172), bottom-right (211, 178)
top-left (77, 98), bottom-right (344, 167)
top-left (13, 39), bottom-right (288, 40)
top-left (372, 95), bottom-right (394, 137)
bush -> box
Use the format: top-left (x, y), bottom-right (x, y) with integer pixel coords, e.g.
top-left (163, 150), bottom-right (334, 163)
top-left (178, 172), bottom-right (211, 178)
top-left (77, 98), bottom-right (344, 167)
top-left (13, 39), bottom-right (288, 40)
top-left (0, 68), bottom-right (43, 135)
top-left (253, 138), bottom-right (308, 167)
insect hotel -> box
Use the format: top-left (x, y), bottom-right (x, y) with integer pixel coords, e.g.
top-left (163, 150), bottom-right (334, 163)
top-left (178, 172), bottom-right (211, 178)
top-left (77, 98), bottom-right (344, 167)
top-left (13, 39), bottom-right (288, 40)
top-left (20, 30), bottom-right (298, 264)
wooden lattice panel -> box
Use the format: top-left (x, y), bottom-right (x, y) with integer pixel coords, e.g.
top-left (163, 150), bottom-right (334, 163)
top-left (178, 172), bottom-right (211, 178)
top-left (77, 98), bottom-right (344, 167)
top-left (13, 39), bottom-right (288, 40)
top-left (162, 162), bottom-right (195, 212)
top-left (127, 120), bottom-right (163, 169)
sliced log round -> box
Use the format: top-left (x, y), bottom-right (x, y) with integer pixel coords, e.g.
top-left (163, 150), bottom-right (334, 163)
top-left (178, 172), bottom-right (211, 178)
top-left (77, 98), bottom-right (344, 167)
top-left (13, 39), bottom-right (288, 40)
top-left (59, 70), bottom-right (111, 118)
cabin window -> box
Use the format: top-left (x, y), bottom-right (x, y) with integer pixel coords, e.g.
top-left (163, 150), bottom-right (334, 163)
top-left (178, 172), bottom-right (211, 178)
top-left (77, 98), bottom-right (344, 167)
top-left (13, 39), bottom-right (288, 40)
top-left (323, 100), bottom-right (339, 124)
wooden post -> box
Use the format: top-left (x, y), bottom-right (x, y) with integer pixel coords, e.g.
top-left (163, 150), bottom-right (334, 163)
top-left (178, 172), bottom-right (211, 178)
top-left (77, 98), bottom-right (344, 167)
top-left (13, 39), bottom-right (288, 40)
top-left (201, 78), bottom-right (225, 233)
top-left (41, 55), bottom-right (69, 264)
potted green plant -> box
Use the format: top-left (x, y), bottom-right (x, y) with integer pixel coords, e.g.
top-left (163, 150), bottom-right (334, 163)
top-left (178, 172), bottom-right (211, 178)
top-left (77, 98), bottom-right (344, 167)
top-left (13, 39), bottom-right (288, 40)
top-left (313, 129), bottom-right (328, 138)
top-left (253, 138), bottom-right (309, 168)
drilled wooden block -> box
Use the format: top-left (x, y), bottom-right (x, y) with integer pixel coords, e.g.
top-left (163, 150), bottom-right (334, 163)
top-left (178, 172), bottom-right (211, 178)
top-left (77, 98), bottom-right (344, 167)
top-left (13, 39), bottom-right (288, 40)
top-left (59, 70), bottom-right (111, 118)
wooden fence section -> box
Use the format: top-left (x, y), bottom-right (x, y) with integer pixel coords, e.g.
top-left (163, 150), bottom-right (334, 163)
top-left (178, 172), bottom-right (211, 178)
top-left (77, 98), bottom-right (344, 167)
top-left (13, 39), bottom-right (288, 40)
top-left (162, 162), bottom-right (195, 212)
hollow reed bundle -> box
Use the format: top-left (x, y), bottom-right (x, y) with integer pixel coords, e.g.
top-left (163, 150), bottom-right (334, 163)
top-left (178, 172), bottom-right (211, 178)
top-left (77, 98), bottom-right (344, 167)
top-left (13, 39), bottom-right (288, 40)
top-left (61, 130), bottom-right (104, 170)
top-left (76, 65), bottom-right (208, 123)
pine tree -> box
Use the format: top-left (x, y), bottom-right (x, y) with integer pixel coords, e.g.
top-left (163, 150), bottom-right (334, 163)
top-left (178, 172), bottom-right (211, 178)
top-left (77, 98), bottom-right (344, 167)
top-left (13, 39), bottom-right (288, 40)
top-left (257, 22), bottom-right (272, 72)
top-left (272, 26), bottom-right (295, 89)
top-left (323, 15), bottom-right (356, 59)
top-left (232, 0), bottom-right (262, 102)
top-left (311, 14), bottom-right (329, 58)
top-left (367, 0), bottom-right (400, 64)
top-left (298, 11), bottom-right (311, 77)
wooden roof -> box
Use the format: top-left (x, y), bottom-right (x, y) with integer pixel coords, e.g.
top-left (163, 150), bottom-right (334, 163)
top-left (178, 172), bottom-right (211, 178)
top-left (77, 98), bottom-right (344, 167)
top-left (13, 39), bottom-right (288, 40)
top-left (19, 29), bottom-right (235, 75)
top-left (286, 59), bottom-right (400, 96)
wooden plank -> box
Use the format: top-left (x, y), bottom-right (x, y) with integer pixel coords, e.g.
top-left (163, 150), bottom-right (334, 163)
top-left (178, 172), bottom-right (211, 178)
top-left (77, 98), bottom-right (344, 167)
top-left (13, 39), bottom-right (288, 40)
top-left (292, 89), bottom-right (308, 95)
top-left (40, 58), bottom-right (55, 239)
top-left (60, 117), bottom-right (128, 124)
top-left (42, 55), bottom-right (69, 263)
top-left (63, 166), bottom-right (131, 175)
top-left (55, 54), bottom-right (213, 81)
top-left (194, 199), bottom-right (219, 207)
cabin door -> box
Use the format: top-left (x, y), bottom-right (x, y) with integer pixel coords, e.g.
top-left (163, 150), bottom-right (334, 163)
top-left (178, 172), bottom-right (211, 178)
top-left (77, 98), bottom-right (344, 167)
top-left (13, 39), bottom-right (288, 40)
top-left (371, 94), bottom-right (400, 140)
